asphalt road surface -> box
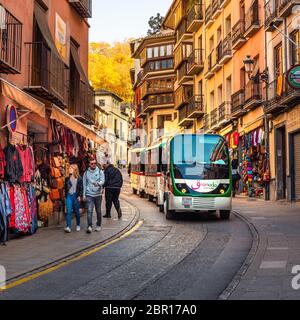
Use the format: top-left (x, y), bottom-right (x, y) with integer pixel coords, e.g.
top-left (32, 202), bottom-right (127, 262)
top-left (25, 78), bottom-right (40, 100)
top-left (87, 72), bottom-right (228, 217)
top-left (0, 183), bottom-right (252, 300)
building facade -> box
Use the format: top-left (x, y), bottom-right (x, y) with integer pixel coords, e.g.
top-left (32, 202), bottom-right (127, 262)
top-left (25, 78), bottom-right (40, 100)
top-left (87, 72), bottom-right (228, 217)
top-left (94, 89), bottom-right (131, 166)
top-left (132, 0), bottom-right (300, 201)
top-left (131, 30), bottom-right (179, 147)
top-left (0, 0), bottom-right (103, 230)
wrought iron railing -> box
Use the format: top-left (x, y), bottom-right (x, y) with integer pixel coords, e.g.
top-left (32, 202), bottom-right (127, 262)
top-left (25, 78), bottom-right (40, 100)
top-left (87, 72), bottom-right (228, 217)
top-left (245, 0), bottom-right (260, 32)
top-left (25, 42), bottom-right (67, 106)
top-left (0, 5), bottom-right (22, 74)
top-left (187, 49), bottom-right (204, 73)
top-left (231, 89), bottom-right (245, 114)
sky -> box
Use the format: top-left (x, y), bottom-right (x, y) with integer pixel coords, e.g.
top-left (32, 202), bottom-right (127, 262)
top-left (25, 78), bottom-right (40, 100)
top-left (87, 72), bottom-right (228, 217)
top-left (89, 0), bottom-right (172, 43)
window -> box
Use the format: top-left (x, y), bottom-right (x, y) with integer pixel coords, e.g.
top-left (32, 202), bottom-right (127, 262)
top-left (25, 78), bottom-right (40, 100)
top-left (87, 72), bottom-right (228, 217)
top-left (154, 47), bottom-right (159, 57)
top-left (167, 59), bottom-right (173, 69)
top-left (161, 60), bottom-right (167, 69)
top-left (147, 48), bottom-right (153, 58)
top-left (166, 44), bottom-right (173, 55)
top-left (160, 46), bottom-right (165, 56)
top-left (99, 99), bottom-right (105, 107)
top-left (290, 31), bottom-right (300, 67)
top-left (155, 61), bottom-right (160, 70)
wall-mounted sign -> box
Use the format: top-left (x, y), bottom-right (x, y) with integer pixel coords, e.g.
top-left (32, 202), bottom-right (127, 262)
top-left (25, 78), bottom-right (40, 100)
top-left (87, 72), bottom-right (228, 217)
top-left (55, 13), bottom-right (70, 65)
top-left (287, 65), bottom-right (300, 90)
top-left (6, 105), bottom-right (18, 133)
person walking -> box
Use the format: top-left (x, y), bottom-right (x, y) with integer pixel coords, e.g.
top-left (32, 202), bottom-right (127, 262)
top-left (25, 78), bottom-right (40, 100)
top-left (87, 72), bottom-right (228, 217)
top-left (83, 158), bottom-right (105, 233)
top-left (64, 164), bottom-right (83, 233)
top-left (103, 162), bottom-right (123, 219)
top-left (232, 159), bottom-right (241, 197)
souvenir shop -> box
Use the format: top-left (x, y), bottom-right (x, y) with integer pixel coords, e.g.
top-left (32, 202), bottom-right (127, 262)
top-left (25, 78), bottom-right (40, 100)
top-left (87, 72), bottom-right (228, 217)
top-left (225, 127), bottom-right (269, 198)
top-left (0, 79), bottom-right (46, 245)
top-left (0, 87), bottom-right (103, 245)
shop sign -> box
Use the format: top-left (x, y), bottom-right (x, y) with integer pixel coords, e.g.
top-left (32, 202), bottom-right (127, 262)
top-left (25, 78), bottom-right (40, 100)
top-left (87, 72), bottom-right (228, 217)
top-left (287, 65), bottom-right (300, 90)
top-left (6, 105), bottom-right (18, 133)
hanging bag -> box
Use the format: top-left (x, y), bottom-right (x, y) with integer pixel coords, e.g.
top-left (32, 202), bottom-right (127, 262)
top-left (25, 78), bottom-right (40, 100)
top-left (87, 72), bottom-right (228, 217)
top-left (50, 189), bottom-right (60, 201)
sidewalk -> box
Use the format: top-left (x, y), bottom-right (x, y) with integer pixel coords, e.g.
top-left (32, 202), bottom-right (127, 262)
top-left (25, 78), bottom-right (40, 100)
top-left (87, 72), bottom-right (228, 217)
top-left (226, 198), bottom-right (300, 300)
top-left (0, 197), bottom-right (139, 282)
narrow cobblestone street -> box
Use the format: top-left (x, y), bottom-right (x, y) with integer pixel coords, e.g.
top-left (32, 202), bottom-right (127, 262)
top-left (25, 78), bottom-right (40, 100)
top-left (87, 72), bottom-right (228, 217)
top-left (1, 174), bottom-right (299, 300)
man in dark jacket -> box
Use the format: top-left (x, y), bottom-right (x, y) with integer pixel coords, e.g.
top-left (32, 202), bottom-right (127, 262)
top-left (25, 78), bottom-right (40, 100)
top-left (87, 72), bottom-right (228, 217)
top-left (103, 162), bottom-right (123, 219)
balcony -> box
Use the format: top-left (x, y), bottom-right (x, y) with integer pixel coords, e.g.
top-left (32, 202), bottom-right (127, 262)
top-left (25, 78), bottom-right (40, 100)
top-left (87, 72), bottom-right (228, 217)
top-left (212, 0), bottom-right (222, 19)
top-left (137, 104), bottom-right (146, 118)
top-left (210, 108), bottom-right (219, 130)
top-left (178, 62), bottom-right (193, 85)
top-left (232, 20), bottom-right (246, 50)
top-left (140, 79), bottom-right (174, 99)
top-left (187, 4), bottom-right (204, 32)
top-left (244, 0), bottom-right (260, 38)
top-left (178, 104), bottom-right (194, 127)
top-left (144, 58), bottom-right (174, 74)
top-left (231, 89), bottom-right (246, 117)
top-left (24, 42), bottom-right (67, 107)
top-left (218, 36), bottom-right (232, 64)
top-left (177, 19), bottom-right (192, 44)
top-left (203, 114), bottom-right (210, 132)
top-left (175, 85), bottom-right (193, 109)
top-left (76, 82), bottom-right (95, 124)
top-left (68, 0), bottom-right (92, 18)
top-left (264, 0), bottom-right (282, 32)
top-left (211, 47), bottom-right (222, 73)
top-left (174, 43), bottom-right (192, 70)
top-left (137, 70), bottom-right (144, 84)
top-left (205, 51), bottom-right (214, 79)
top-left (278, 0), bottom-right (300, 18)
top-left (265, 74), bottom-right (300, 114)
top-left (0, 5), bottom-right (22, 74)
top-left (244, 80), bottom-right (262, 110)
top-left (220, 0), bottom-right (231, 8)
top-left (187, 95), bottom-right (205, 119)
top-left (143, 93), bottom-right (174, 112)
top-left (187, 49), bottom-right (204, 75)
top-left (205, 5), bottom-right (214, 27)
top-left (218, 102), bottom-right (232, 126)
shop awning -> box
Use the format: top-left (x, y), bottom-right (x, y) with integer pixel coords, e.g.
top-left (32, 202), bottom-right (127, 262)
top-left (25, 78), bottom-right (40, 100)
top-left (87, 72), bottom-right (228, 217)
top-left (34, 3), bottom-right (61, 60)
top-left (219, 124), bottom-right (233, 136)
top-left (243, 118), bottom-right (264, 134)
top-left (70, 44), bottom-right (89, 84)
top-left (1, 78), bottom-right (45, 117)
top-left (50, 104), bottom-right (105, 145)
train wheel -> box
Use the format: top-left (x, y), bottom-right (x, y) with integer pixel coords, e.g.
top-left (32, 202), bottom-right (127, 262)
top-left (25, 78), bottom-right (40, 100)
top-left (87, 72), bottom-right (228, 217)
top-left (220, 210), bottom-right (231, 220)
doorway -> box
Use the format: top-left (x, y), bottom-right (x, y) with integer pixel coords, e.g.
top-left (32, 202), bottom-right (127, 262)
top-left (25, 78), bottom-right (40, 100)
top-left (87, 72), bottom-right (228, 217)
top-left (275, 125), bottom-right (286, 200)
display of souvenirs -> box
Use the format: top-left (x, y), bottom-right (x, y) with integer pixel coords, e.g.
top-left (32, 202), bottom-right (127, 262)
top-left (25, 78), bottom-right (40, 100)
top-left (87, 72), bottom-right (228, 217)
top-left (0, 119), bottom-right (96, 244)
top-left (241, 128), bottom-right (266, 198)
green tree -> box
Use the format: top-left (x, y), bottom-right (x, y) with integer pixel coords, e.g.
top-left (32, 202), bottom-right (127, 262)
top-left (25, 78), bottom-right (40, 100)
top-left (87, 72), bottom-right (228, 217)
top-left (147, 13), bottom-right (164, 36)
top-left (89, 41), bottom-right (134, 103)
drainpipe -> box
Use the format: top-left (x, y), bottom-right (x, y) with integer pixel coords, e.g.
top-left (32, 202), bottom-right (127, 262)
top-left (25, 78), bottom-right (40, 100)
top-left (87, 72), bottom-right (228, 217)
top-left (264, 15), bottom-right (270, 201)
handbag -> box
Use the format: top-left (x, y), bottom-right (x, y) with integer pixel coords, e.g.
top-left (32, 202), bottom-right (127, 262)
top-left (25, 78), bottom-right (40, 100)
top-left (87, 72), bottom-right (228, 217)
top-left (50, 188), bottom-right (61, 201)
top-left (51, 167), bottom-right (61, 178)
top-left (39, 199), bottom-right (53, 220)
top-left (56, 177), bottom-right (64, 190)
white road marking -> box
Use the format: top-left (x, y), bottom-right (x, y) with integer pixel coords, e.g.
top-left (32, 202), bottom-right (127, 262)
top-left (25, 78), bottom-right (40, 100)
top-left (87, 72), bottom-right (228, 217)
top-left (260, 261), bottom-right (287, 269)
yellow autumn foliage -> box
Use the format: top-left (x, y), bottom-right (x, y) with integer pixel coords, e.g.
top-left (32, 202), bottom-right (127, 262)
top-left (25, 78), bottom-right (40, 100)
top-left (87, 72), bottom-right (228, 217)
top-left (89, 41), bottom-right (134, 103)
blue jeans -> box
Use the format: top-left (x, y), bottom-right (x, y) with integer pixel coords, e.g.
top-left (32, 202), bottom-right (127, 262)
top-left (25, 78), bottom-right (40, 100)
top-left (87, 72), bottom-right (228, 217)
top-left (66, 193), bottom-right (80, 228)
top-left (86, 195), bottom-right (102, 228)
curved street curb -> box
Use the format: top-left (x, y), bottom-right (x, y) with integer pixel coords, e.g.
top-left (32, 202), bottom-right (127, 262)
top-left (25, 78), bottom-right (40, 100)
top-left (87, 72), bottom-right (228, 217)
top-left (5, 197), bottom-right (140, 285)
top-left (218, 210), bottom-right (260, 300)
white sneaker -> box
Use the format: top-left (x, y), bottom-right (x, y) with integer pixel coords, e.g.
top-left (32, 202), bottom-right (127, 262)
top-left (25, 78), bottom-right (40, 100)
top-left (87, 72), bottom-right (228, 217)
top-left (87, 226), bottom-right (92, 234)
top-left (95, 226), bottom-right (101, 232)
top-left (64, 227), bottom-right (71, 233)
top-left (76, 226), bottom-right (81, 232)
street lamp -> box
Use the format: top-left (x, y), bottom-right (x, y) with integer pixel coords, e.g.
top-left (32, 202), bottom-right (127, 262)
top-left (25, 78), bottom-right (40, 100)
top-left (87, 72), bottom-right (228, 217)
top-left (243, 55), bottom-right (270, 201)
top-left (243, 55), bottom-right (269, 83)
